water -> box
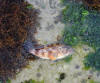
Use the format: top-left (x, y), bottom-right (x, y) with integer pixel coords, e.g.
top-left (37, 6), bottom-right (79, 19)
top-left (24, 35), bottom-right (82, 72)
top-left (11, 0), bottom-right (100, 83)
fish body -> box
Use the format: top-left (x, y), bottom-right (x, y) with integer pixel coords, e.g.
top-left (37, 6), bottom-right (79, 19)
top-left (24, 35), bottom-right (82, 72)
top-left (29, 43), bottom-right (74, 60)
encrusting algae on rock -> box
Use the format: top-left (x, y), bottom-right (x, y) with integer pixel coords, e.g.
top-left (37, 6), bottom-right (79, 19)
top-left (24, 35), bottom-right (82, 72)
top-left (0, 0), bottom-right (38, 82)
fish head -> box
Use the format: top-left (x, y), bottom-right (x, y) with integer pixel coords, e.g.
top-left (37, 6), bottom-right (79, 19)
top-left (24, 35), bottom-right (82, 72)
top-left (65, 46), bottom-right (74, 55)
top-left (29, 49), bottom-right (36, 55)
top-left (55, 45), bottom-right (74, 60)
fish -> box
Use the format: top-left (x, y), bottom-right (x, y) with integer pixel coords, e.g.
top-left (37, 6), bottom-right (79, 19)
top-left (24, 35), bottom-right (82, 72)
top-left (23, 41), bottom-right (74, 61)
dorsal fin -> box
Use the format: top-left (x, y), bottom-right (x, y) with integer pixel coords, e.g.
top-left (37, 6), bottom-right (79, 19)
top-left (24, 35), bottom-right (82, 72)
top-left (46, 42), bottom-right (61, 47)
top-left (32, 42), bottom-right (62, 50)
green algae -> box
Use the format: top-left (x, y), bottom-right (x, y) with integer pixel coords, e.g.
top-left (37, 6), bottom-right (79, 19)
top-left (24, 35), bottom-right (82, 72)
top-left (82, 66), bottom-right (90, 71)
top-left (23, 79), bottom-right (44, 83)
top-left (81, 10), bottom-right (89, 16)
top-left (89, 80), bottom-right (100, 83)
top-left (60, 0), bottom-right (68, 5)
top-left (6, 79), bottom-right (11, 83)
top-left (61, 2), bottom-right (89, 46)
top-left (64, 55), bottom-right (72, 63)
top-left (60, 0), bottom-right (100, 71)
top-left (61, 0), bottom-right (100, 49)
top-left (26, 4), bottom-right (34, 9)
top-left (58, 73), bottom-right (66, 82)
top-left (84, 49), bottom-right (100, 71)
top-left (0, 79), bottom-right (11, 83)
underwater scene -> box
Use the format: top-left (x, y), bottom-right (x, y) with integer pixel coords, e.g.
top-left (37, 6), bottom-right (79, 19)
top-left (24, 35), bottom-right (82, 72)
top-left (0, 0), bottom-right (100, 83)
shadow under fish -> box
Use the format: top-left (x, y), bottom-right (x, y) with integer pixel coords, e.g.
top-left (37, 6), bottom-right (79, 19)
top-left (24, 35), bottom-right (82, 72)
top-left (23, 40), bottom-right (74, 61)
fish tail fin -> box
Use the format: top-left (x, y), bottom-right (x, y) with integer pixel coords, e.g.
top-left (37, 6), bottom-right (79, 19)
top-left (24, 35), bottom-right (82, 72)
top-left (23, 40), bottom-right (35, 52)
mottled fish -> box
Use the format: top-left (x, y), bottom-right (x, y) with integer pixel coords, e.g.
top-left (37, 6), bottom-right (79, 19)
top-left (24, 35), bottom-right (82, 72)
top-left (23, 41), bottom-right (74, 60)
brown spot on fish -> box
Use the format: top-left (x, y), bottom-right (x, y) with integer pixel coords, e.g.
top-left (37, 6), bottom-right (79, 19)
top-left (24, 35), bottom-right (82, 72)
top-left (48, 50), bottom-right (53, 55)
top-left (41, 52), bottom-right (45, 56)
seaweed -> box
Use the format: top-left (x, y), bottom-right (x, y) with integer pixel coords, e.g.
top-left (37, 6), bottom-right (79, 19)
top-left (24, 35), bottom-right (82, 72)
top-left (60, 0), bottom-right (68, 5)
top-left (6, 79), bottom-right (11, 83)
top-left (26, 4), bottom-right (34, 9)
top-left (61, 0), bottom-right (100, 11)
top-left (0, 0), bottom-right (38, 82)
top-left (82, 0), bottom-right (100, 11)
top-left (84, 49), bottom-right (100, 71)
top-left (61, 0), bottom-right (100, 71)
top-left (23, 79), bottom-right (44, 83)
top-left (58, 73), bottom-right (66, 82)
top-left (64, 55), bottom-right (72, 63)
top-left (61, 1), bottom-right (100, 48)
top-left (0, 79), bottom-right (11, 83)
top-left (89, 80), bottom-right (99, 83)
top-left (62, 2), bottom-right (89, 46)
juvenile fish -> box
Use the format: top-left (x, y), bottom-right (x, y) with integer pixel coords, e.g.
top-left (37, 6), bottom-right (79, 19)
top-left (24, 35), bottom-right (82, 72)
top-left (28, 43), bottom-right (74, 60)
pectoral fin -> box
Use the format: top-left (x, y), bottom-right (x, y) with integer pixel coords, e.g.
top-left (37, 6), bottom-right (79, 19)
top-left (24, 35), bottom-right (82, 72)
top-left (48, 55), bottom-right (56, 60)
